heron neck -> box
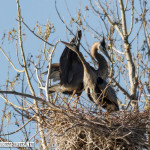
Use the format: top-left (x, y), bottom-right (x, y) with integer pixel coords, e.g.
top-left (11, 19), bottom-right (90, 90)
top-left (75, 51), bottom-right (91, 72)
top-left (91, 42), bottom-right (108, 79)
top-left (96, 54), bottom-right (108, 79)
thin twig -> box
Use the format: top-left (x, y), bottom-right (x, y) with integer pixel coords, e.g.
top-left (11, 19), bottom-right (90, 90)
top-left (0, 47), bottom-right (24, 73)
top-left (0, 117), bottom-right (34, 136)
top-left (20, 19), bottom-right (54, 47)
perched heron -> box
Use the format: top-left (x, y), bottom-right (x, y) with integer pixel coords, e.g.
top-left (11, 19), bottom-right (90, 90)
top-left (48, 30), bottom-right (84, 97)
top-left (90, 37), bottom-right (111, 80)
top-left (61, 40), bottom-right (119, 112)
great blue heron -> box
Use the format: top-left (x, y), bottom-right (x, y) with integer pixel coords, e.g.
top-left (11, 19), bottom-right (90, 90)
top-left (61, 40), bottom-right (119, 112)
top-left (90, 37), bottom-right (111, 80)
top-left (48, 30), bottom-right (84, 97)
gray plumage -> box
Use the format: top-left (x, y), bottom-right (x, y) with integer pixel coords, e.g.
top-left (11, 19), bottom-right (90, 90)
top-left (90, 39), bottom-right (110, 80)
top-left (43, 63), bottom-right (60, 82)
top-left (61, 40), bottom-right (119, 112)
top-left (48, 30), bottom-right (84, 97)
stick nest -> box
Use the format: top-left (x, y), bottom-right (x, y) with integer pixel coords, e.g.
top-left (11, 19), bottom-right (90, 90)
top-left (40, 104), bottom-right (150, 150)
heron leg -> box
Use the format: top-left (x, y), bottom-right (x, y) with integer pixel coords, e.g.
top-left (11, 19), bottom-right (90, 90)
top-left (68, 90), bottom-right (77, 105)
top-left (72, 90), bottom-right (76, 97)
top-left (74, 93), bottom-right (81, 108)
top-left (70, 91), bottom-right (81, 108)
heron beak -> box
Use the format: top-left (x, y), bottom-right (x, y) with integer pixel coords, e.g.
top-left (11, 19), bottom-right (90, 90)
top-left (61, 41), bottom-right (76, 52)
top-left (61, 41), bottom-right (70, 46)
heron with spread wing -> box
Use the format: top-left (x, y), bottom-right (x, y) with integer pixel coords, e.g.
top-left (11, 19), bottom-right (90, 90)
top-left (61, 40), bottom-right (119, 112)
top-left (47, 30), bottom-right (84, 97)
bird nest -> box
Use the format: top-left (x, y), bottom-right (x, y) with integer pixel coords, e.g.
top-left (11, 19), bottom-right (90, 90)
top-left (39, 102), bottom-right (150, 150)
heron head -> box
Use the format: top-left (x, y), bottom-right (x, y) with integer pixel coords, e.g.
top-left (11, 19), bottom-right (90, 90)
top-left (61, 41), bottom-right (78, 53)
top-left (98, 37), bottom-right (111, 62)
top-left (71, 30), bottom-right (82, 47)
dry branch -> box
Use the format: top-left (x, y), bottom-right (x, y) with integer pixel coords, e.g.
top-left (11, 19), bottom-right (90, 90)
top-left (42, 106), bottom-right (150, 150)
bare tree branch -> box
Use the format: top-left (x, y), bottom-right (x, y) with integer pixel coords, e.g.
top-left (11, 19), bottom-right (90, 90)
top-left (0, 47), bottom-right (24, 73)
top-left (21, 19), bottom-right (54, 47)
top-left (16, 0), bottom-right (48, 149)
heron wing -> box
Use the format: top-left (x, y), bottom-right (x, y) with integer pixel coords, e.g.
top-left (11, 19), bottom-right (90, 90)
top-left (97, 77), bottom-right (118, 108)
top-left (43, 63), bottom-right (60, 81)
top-left (60, 30), bottom-right (82, 85)
top-left (48, 83), bottom-right (82, 95)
